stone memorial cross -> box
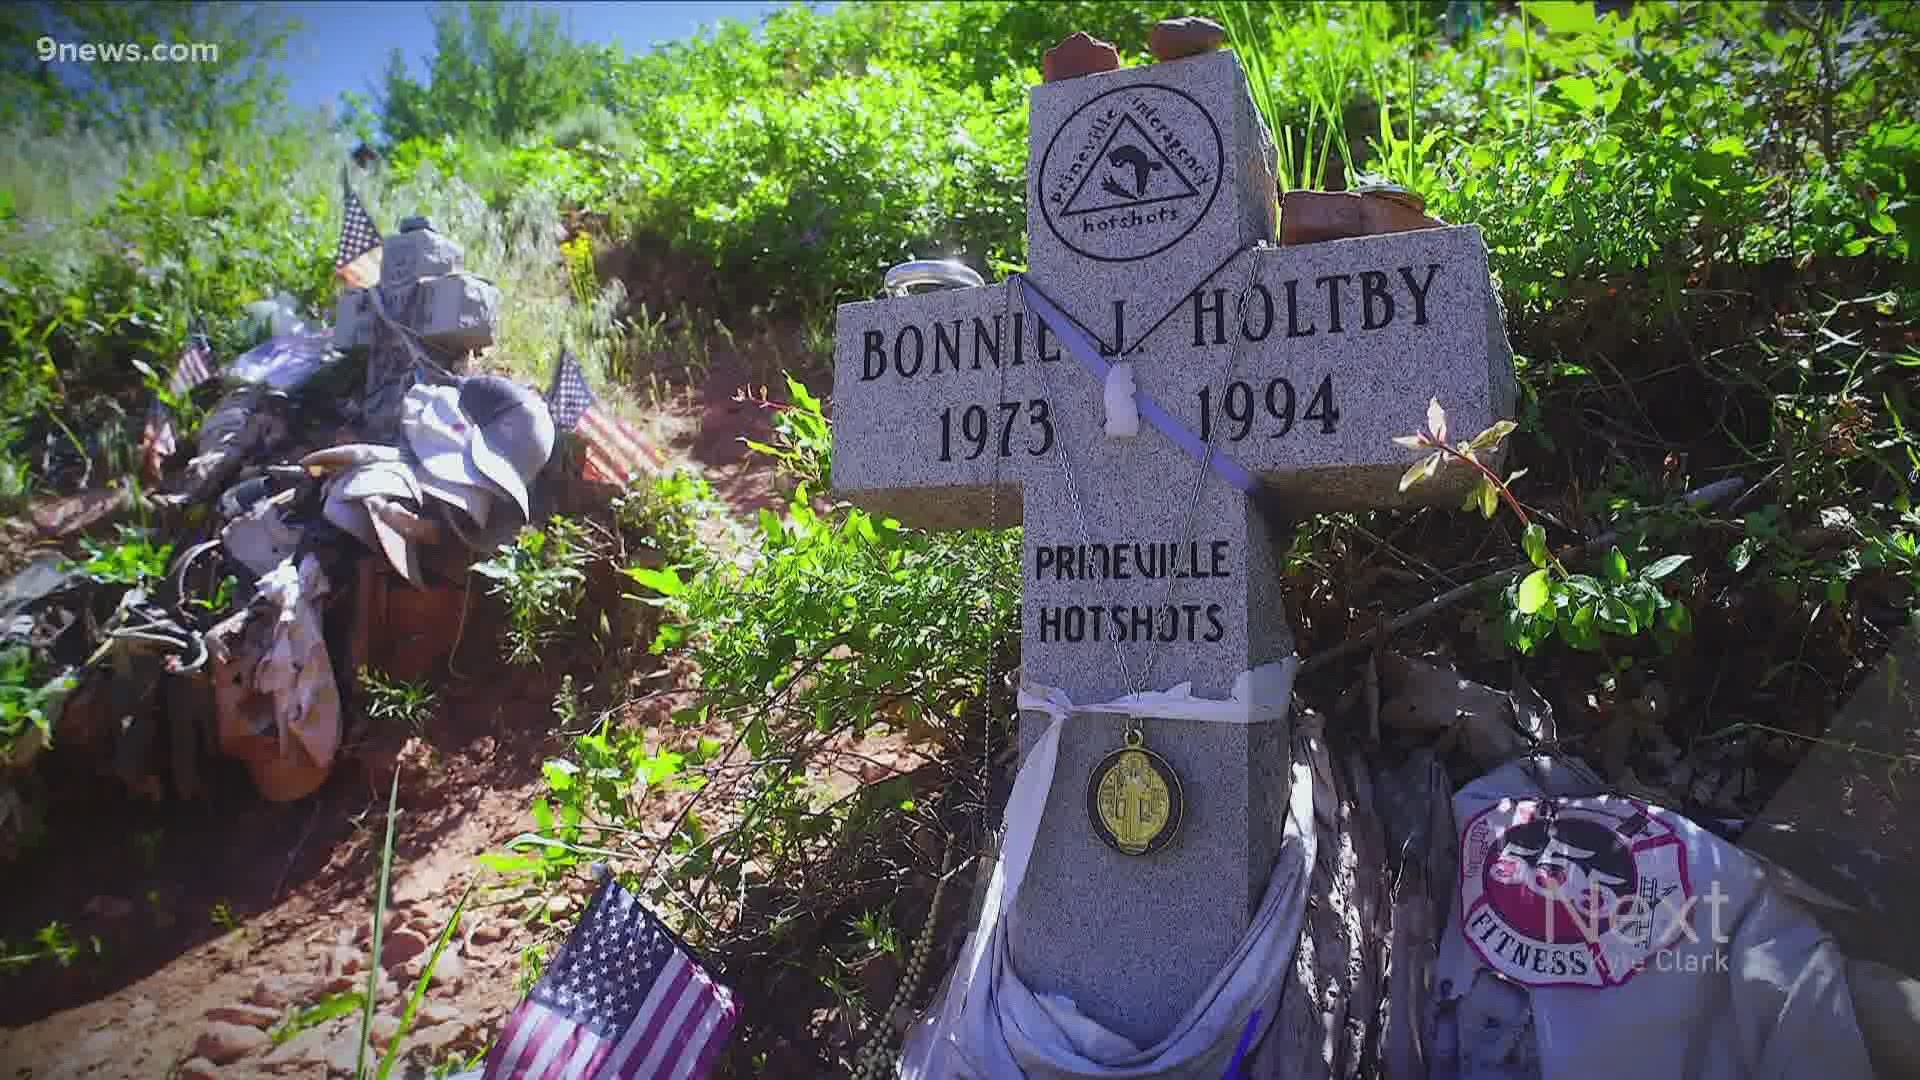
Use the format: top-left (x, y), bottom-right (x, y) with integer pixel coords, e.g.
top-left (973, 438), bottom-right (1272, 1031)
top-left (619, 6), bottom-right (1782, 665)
top-left (832, 49), bottom-right (1515, 1045)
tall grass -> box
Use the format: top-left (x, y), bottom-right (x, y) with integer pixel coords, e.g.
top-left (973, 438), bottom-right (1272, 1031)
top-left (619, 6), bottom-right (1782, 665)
top-left (377, 883), bottom-right (472, 1079)
top-left (1216, 1), bottom-right (1402, 190)
top-left (365, 165), bottom-right (660, 439)
top-left (1218, 2), bottom-right (1450, 194)
top-left (0, 125), bottom-right (132, 230)
top-left (350, 762), bottom-right (479, 1078)
top-left (354, 766), bottom-right (402, 1080)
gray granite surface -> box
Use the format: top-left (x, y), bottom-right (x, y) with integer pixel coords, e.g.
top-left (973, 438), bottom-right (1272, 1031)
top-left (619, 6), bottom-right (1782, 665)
top-left (829, 48), bottom-right (1514, 1050)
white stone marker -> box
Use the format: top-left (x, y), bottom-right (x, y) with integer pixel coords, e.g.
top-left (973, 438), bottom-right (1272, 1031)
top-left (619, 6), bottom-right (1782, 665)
top-left (832, 48), bottom-right (1514, 1046)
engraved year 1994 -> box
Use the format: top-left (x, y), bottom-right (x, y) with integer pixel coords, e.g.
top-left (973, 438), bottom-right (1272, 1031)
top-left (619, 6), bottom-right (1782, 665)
top-left (1198, 374), bottom-right (1339, 442)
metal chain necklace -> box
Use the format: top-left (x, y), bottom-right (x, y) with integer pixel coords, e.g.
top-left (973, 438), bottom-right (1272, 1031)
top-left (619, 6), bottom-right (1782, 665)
top-left (1008, 274), bottom-right (1145, 698)
top-left (1133, 246), bottom-right (1263, 692)
top-left (980, 276), bottom-right (1018, 861)
top-left (1003, 245), bottom-right (1264, 856)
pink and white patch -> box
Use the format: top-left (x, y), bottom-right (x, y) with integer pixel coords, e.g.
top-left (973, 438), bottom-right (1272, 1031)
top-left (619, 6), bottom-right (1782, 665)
top-left (1458, 796), bottom-right (1694, 988)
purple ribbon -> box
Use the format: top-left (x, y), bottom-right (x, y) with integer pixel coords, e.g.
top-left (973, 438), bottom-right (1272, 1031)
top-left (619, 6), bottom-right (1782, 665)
top-left (1220, 1008), bottom-right (1262, 1079)
top-left (1016, 277), bottom-right (1256, 495)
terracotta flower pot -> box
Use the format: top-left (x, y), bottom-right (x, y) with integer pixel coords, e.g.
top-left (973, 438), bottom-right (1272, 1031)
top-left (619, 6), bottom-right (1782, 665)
top-left (1279, 187), bottom-right (1446, 246)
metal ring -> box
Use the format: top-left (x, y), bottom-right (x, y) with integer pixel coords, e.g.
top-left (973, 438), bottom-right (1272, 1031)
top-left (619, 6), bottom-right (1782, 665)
top-left (883, 260), bottom-right (985, 297)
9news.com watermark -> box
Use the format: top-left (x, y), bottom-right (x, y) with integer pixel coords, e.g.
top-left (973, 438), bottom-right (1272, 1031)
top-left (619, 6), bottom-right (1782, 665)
top-left (36, 36), bottom-right (220, 65)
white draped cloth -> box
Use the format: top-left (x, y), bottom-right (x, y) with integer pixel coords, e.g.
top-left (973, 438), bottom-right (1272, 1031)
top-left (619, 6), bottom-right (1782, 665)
top-left (900, 663), bottom-right (1315, 1079)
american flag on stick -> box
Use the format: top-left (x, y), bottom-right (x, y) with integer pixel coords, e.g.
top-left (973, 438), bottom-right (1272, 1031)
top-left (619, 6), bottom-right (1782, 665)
top-left (139, 333), bottom-right (217, 482)
top-left (482, 873), bottom-right (740, 1080)
top-left (547, 350), bottom-right (664, 487)
top-left (334, 180), bottom-right (383, 289)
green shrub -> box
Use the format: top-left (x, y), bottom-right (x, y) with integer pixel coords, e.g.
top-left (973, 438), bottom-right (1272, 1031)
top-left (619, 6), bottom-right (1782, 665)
top-left (502, 378), bottom-right (1017, 925)
top-left (0, 646), bottom-right (74, 761)
top-left (1384, 3), bottom-right (1918, 313)
top-left (0, 121), bottom-right (335, 490)
top-left (357, 667), bottom-right (439, 735)
top-left (612, 469), bottom-right (717, 570)
top-left (67, 525), bottom-right (173, 586)
top-left (471, 515), bottom-right (592, 666)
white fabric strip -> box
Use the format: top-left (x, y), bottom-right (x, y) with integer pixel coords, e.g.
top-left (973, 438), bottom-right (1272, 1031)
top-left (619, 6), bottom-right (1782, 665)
top-left (1017, 659), bottom-right (1297, 726)
top-left (902, 659), bottom-right (1312, 1078)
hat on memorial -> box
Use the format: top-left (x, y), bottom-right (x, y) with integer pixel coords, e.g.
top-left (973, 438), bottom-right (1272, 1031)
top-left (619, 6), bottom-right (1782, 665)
top-left (401, 377), bottom-right (553, 522)
top-left (459, 375), bottom-right (553, 520)
top-left (324, 459), bottom-right (425, 584)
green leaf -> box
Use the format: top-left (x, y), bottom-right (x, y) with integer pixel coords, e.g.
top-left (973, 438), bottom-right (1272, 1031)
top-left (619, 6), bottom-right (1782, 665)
top-left (1479, 478), bottom-right (1500, 519)
top-left (1523, 523), bottom-right (1549, 569)
top-left (1627, 580), bottom-right (1662, 628)
top-left (1398, 451), bottom-right (1442, 492)
top-left (1528, 1), bottom-right (1602, 36)
top-left (1605, 546), bottom-right (1630, 583)
top-left (1667, 602), bottom-right (1693, 633)
top-left (1728, 538), bottom-right (1756, 573)
top-left (1502, 608), bottom-right (1542, 655)
top-left (1563, 603), bottom-right (1601, 651)
top-left (639, 749), bottom-right (685, 786)
top-left (1597, 594), bottom-right (1638, 635)
top-left (1640, 554), bottom-right (1691, 581)
top-left (1552, 76), bottom-right (1602, 113)
top-left (623, 565), bottom-right (683, 596)
top-left (1469, 420), bottom-right (1518, 451)
top-left (785, 373), bottom-right (821, 413)
top-left (1706, 135), bottom-right (1748, 158)
top-left (542, 759), bottom-right (579, 791)
top-left (1516, 569), bottom-right (1552, 614)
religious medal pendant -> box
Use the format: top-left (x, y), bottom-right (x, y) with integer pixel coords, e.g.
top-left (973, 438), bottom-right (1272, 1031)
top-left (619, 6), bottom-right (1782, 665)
top-left (1087, 724), bottom-right (1183, 856)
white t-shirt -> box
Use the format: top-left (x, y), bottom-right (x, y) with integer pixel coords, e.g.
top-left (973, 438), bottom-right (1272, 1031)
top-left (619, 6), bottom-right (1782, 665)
top-left (1430, 758), bottom-right (1874, 1080)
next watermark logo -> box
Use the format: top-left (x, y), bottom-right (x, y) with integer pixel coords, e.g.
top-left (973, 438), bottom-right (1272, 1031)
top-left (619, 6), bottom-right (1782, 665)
top-left (1461, 796), bottom-right (1742, 988)
top-left (36, 37), bottom-right (220, 64)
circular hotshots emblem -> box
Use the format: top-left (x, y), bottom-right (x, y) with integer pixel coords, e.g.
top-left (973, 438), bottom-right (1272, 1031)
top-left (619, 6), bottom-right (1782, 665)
top-left (1458, 797), bottom-right (1693, 989)
top-left (1038, 83), bottom-right (1223, 263)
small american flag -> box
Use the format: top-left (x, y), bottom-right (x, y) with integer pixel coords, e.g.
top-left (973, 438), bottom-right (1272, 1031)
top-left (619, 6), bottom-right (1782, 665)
top-left (334, 181), bottom-right (383, 289)
top-left (139, 333), bottom-right (217, 481)
top-left (547, 350), bottom-right (664, 487)
top-left (483, 875), bottom-right (740, 1080)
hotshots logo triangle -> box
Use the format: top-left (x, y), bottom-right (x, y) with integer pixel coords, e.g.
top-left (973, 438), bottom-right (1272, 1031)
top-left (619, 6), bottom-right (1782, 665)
top-left (1060, 113), bottom-right (1202, 217)
top-left (1039, 84), bottom-right (1223, 262)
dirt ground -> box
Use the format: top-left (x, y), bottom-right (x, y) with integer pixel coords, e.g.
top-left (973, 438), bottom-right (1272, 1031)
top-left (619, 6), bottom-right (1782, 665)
top-left (0, 673), bottom-right (563, 1078)
top-left (0, 356), bottom-right (794, 1079)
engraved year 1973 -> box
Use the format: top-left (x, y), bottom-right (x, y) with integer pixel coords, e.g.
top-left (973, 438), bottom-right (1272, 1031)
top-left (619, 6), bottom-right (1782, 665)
top-left (938, 399), bottom-right (1056, 461)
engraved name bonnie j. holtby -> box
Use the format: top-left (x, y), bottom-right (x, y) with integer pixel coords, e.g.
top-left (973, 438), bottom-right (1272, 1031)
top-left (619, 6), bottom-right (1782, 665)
top-left (1040, 83), bottom-right (1223, 263)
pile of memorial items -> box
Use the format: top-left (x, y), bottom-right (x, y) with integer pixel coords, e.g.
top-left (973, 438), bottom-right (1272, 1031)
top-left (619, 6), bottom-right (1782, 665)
top-left (0, 210), bottom-right (634, 855)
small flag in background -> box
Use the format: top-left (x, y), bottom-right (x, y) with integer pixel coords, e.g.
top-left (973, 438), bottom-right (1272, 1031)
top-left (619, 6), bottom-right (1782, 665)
top-left (547, 350), bottom-right (664, 487)
top-left (482, 873), bottom-right (740, 1080)
top-left (139, 333), bottom-right (217, 482)
top-left (334, 181), bottom-right (383, 289)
